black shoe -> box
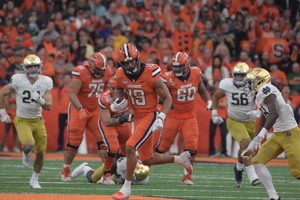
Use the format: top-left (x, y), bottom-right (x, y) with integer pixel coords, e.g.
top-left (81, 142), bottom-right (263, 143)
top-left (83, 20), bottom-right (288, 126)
top-left (234, 164), bottom-right (243, 187)
top-left (251, 178), bottom-right (261, 186)
top-left (269, 197), bottom-right (281, 200)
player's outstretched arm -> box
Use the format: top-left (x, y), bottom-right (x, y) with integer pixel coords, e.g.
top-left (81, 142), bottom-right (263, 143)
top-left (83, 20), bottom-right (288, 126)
top-left (68, 78), bottom-right (83, 110)
top-left (262, 94), bottom-right (279, 131)
top-left (198, 78), bottom-right (212, 110)
top-left (212, 88), bottom-right (225, 110)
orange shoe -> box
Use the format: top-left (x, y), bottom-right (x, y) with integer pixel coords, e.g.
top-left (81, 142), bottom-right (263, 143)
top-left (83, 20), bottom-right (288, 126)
top-left (111, 191), bottom-right (129, 200)
top-left (181, 174), bottom-right (194, 185)
top-left (61, 167), bottom-right (71, 182)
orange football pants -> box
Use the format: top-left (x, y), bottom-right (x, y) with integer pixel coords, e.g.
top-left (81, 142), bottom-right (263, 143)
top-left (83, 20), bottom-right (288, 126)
top-left (126, 112), bottom-right (157, 162)
top-left (99, 121), bottom-right (132, 155)
top-left (67, 105), bottom-right (103, 147)
top-left (156, 116), bottom-right (199, 152)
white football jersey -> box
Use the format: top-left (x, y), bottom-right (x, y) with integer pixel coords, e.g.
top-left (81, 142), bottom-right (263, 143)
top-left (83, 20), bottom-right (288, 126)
top-left (219, 78), bottom-right (255, 122)
top-left (9, 74), bottom-right (53, 118)
top-left (255, 83), bottom-right (298, 132)
top-left (116, 157), bottom-right (149, 185)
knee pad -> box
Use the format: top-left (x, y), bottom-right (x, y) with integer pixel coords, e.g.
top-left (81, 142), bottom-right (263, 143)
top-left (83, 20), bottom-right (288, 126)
top-left (105, 152), bottom-right (117, 160)
top-left (64, 143), bottom-right (79, 155)
top-left (97, 141), bottom-right (107, 151)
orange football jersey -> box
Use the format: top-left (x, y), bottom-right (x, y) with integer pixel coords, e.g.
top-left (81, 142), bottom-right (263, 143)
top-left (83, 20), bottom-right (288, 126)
top-left (162, 67), bottom-right (201, 118)
top-left (116, 63), bottom-right (161, 114)
top-left (98, 89), bottom-right (130, 117)
top-left (71, 65), bottom-right (113, 112)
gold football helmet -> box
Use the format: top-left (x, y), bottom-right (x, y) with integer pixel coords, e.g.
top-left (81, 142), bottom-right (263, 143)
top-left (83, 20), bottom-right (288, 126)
top-left (22, 54), bottom-right (43, 78)
top-left (246, 68), bottom-right (271, 91)
top-left (232, 62), bottom-right (249, 86)
top-left (134, 164), bottom-right (150, 181)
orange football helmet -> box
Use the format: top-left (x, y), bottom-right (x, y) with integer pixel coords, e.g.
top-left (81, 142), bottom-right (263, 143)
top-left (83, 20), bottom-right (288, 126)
top-left (118, 43), bottom-right (140, 75)
top-left (172, 51), bottom-right (189, 77)
top-left (88, 52), bottom-right (107, 78)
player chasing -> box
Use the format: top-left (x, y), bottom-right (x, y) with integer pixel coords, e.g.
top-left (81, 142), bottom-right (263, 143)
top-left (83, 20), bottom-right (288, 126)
top-left (71, 157), bottom-right (150, 185)
top-left (212, 62), bottom-right (261, 187)
top-left (0, 54), bottom-right (53, 188)
top-left (156, 51), bottom-right (212, 185)
top-left (111, 43), bottom-right (193, 200)
top-left (242, 68), bottom-right (300, 200)
top-left (61, 52), bottom-right (113, 182)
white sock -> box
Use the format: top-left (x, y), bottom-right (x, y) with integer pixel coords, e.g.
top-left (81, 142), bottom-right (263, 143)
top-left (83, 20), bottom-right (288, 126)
top-left (83, 166), bottom-right (93, 176)
top-left (63, 163), bottom-right (71, 168)
top-left (254, 164), bottom-right (278, 199)
top-left (174, 156), bottom-right (184, 167)
top-left (245, 165), bottom-right (259, 183)
top-left (120, 180), bottom-right (131, 197)
top-left (32, 171), bottom-right (39, 179)
top-left (236, 162), bottom-right (244, 171)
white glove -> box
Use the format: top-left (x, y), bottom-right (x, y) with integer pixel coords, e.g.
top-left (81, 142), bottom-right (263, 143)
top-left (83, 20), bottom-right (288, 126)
top-left (110, 98), bottom-right (128, 112)
top-left (211, 109), bottom-right (223, 124)
top-left (241, 127), bottom-right (268, 157)
top-left (207, 100), bottom-right (212, 110)
top-left (152, 112), bottom-right (166, 131)
top-left (31, 91), bottom-right (45, 105)
top-left (0, 108), bottom-right (11, 123)
top-left (247, 110), bottom-right (261, 120)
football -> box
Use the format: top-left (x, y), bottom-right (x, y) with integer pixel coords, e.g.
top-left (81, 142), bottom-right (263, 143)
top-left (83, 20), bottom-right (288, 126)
top-left (112, 92), bottom-right (126, 103)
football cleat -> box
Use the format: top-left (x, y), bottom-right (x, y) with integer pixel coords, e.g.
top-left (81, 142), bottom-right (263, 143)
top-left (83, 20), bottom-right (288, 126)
top-left (251, 178), bottom-right (261, 186)
top-left (268, 197), bottom-right (281, 200)
top-left (234, 164), bottom-right (243, 187)
top-left (61, 167), bottom-right (71, 182)
top-left (181, 174), bottom-right (194, 185)
top-left (22, 151), bottom-right (31, 168)
top-left (3, 146), bottom-right (9, 152)
top-left (112, 191), bottom-right (130, 200)
top-left (98, 173), bottom-right (115, 185)
top-left (180, 151), bottom-right (193, 175)
top-left (71, 162), bottom-right (89, 179)
top-left (30, 178), bottom-right (41, 188)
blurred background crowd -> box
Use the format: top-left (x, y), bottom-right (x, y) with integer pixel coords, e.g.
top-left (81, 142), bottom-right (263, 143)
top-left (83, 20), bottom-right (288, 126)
top-left (0, 0), bottom-right (299, 155)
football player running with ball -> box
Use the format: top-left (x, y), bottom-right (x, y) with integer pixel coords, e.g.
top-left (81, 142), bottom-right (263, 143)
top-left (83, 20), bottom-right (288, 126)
top-left (212, 62), bottom-right (261, 187)
top-left (0, 54), bottom-right (53, 188)
top-left (242, 68), bottom-right (300, 200)
top-left (156, 51), bottom-right (212, 185)
top-left (111, 43), bottom-right (193, 200)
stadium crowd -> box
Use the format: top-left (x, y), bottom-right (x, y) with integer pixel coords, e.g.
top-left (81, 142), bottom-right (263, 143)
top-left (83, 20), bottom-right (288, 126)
top-left (0, 0), bottom-right (300, 153)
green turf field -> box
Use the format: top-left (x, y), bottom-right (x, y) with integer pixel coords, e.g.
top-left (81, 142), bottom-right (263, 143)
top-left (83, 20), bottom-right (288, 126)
top-left (0, 158), bottom-right (299, 200)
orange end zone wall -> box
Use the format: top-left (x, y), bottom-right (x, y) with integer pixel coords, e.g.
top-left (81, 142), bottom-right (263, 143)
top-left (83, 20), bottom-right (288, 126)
top-left (1, 88), bottom-right (299, 155)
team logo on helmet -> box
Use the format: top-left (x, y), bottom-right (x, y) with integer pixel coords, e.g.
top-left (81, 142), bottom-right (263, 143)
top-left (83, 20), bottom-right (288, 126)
top-left (88, 52), bottom-right (107, 78)
top-left (172, 51), bottom-right (189, 77)
top-left (118, 43), bottom-right (140, 75)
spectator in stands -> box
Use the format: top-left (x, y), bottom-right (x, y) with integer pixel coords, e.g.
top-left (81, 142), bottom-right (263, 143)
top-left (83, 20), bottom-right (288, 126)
top-left (270, 63), bottom-right (288, 90)
top-left (204, 55), bottom-right (229, 91)
top-left (5, 51), bottom-right (23, 82)
top-left (0, 55), bottom-right (8, 85)
top-left (109, 23), bottom-right (128, 51)
top-left (277, 50), bottom-right (293, 75)
top-left (104, 2), bottom-right (125, 28)
top-left (208, 80), bottom-right (228, 157)
top-left (53, 53), bottom-right (74, 87)
top-left (290, 30), bottom-right (300, 63)
top-left (193, 47), bottom-right (213, 71)
top-left (287, 62), bottom-right (300, 94)
top-left (123, 3), bottom-right (137, 26)
top-left (31, 21), bottom-right (59, 46)
top-left (72, 45), bottom-right (88, 66)
top-left (98, 19), bottom-right (113, 42)
top-left (56, 73), bottom-right (72, 152)
top-left (91, 0), bottom-right (106, 18)
top-left (281, 85), bottom-right (296, 110)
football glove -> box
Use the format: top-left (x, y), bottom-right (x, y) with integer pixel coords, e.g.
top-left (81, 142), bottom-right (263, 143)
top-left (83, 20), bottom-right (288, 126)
top-left (78, 106), bottom-right (89, 120)
top-left (119, 114), bottom-right (134, 124)
top-left (31, 91), bottom-right (45, 105)
top-left (206, 100), bottom-right (212, 110)
top-left (0, 108), bottom-right (11, 123)
top-left (110, 98), bottom-right (128, 112)
top-left (247, 110), bottom-right (261, 120)
top-left (212, 109), bottom-right (223, 124)
top-left (241, 128), bottom-right (268, 157)
top-left (152, 112), bottom-right (166, 131)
